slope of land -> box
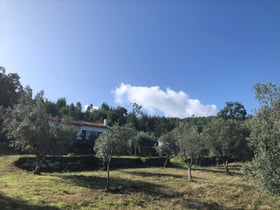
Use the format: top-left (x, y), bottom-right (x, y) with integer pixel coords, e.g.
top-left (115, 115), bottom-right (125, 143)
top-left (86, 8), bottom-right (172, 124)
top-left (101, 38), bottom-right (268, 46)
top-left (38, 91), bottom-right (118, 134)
top-left (0, 155), bottom-right (279, 210)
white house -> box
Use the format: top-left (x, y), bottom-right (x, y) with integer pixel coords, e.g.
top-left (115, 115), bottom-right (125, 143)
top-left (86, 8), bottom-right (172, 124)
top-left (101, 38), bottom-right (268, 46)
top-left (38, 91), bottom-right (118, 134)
top-left (70, 119), bottom-right (108, 141)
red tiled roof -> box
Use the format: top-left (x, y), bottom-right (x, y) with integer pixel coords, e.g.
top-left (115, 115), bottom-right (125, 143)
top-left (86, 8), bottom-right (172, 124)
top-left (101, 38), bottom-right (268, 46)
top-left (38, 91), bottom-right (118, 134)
top-left (70, 120), bottom-right (107, 128)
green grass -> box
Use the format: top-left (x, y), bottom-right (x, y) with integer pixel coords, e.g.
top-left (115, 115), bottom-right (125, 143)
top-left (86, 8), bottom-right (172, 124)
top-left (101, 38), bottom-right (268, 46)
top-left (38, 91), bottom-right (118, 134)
top-left (0, 155), bottom-right (279, 210)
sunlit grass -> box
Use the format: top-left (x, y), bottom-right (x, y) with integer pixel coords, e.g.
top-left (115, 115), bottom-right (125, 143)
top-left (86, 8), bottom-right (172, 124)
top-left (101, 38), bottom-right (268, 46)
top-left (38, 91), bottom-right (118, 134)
top-left (0, 155), bottom-right (279, 209)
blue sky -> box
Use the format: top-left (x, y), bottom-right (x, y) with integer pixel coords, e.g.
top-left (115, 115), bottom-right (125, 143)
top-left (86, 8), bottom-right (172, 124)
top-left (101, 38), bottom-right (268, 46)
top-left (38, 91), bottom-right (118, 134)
top-left (1, 0), bottom-right (279, 117)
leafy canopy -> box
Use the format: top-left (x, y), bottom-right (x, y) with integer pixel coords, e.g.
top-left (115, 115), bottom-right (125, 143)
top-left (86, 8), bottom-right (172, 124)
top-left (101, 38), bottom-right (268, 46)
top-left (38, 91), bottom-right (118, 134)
top-left (243, 82), bottom-right (280, 195)
top-left (94, 124), bottom-right (136, 161)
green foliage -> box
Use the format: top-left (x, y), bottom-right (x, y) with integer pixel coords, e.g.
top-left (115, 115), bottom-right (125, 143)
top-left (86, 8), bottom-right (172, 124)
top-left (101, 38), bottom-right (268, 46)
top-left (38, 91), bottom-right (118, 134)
top-left (50, 119), bottom-right (78, 155)
top-left (85, 107), bottom-right (107, 122)
top-left (4, 93), bottom-right (50, 154)
top-left (158, 131), bottom-right (178, 158)
top-left (243, 83), bottom-right (280, 194)
top-left (183, 116), bottom-right (213, 133)
top-left (218, 101), bottom-right (247, 120)
top-left (43, 97), bottom-right (84, 119)
top-left (0, 66), bottom-right (22, 108)
top-left (3, 91), bottom-right (77, 173)
top-left (56, 97), bottom-right (67, 111)
top-left (95, 124), bottom-right (136, 161)
top-left (131, 131), bottom-right (156, 156)
top-left (253, 82), bottom-right (280, 108)
top-left (173, 122), bottom-right (203, 180)
top-left (175, 123), bottom-right (202, 160)
top-left (108, 106), bottom-right (127, 126)
top-left (138, 114), bottom-right (155, 132)
top-left (0, 67), bottom-right (23, 141)
top-left (203, 118), bottom-right (250, 161)
top-left (202, 117), bottom-right (251, 175)
top-left (94, 124), bottom-right (137, 190)
top-left (131, 102), bottom-right (143, 117)
top-left (126, 112), bottom-right (139, 129)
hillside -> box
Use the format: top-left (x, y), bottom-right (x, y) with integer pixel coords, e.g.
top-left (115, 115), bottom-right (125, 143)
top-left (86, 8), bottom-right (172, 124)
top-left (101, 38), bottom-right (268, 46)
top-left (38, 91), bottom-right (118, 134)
top-left (0, 155), bottom-right (279, 209)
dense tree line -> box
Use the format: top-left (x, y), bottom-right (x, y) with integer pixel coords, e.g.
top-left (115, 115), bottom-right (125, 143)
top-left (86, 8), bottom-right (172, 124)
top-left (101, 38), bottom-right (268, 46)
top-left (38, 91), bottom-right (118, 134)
top-left (45, 99), bottom-right (180, 137)
top-left (1, 67), bottom-right (279, 195)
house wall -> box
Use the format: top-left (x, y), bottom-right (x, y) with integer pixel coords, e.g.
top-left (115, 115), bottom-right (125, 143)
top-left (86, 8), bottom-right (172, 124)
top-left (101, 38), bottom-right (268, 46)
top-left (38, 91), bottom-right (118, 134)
top-left (76, 125), bottom-right (107, 140)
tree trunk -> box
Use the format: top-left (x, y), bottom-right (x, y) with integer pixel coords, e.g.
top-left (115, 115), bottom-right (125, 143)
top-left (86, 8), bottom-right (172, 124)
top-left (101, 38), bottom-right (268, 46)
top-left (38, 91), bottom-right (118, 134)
top-left (225, 158), bottom-right (230, 175)
top-left (34, 154), bottom-right (42, 175)
top-left (164, 154), bottom-right (169, 168)
top-left (105, 160), bottom-right (110, 191)
top-left (187, 158), bottom-right (193, 181)
top-left (219, 151), bottom-right (223, 166)
top-left (216, 156), bottom-right (220, 168)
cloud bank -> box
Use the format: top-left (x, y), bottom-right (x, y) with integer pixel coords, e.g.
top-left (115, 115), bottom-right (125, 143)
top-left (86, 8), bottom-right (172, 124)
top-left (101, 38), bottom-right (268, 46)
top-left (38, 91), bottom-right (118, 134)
top-left (113, 83), bottom-right (217, 118)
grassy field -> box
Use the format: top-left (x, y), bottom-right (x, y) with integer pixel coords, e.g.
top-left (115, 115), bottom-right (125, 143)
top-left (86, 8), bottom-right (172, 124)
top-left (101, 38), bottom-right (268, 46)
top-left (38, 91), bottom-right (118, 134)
top-left (0, 155), bottom-right (279, 210)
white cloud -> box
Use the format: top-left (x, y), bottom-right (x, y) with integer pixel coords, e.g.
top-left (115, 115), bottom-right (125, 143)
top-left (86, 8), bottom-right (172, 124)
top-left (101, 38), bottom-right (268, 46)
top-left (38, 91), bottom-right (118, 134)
top-left (113, 83), bottom-right (217, 118)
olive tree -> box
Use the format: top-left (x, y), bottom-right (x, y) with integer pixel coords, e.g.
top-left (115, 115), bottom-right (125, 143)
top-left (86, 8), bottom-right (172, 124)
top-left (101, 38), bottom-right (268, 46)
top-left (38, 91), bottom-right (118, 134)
top-left (243, 82), bottom-right (280, 195)
top-left (4, 90), bottom-right (76, 174)
top-left (203, 117), bottom-right (250, 174)
top-left (131, 131), bottom-right (156, 156)
top-left (157, 131), bottom-right (179, 167)
top-left (94, 124), bottom-right (136, 191)
top-left (174, 123), bottom-right (202, 181)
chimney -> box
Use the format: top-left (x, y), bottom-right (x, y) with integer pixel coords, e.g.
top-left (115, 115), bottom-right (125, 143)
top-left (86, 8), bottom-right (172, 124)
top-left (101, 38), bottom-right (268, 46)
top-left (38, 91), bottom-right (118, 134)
top-left (104, 119), bottom-right (108, 127)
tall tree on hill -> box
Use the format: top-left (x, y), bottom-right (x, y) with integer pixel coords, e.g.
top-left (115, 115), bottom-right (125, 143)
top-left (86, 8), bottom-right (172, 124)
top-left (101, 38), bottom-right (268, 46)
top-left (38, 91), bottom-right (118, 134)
top-left (243, 82), bottom-right (280, 195)
top-left (56, 97), bottom-right (68, 116)
top-left (126, 103), bottom-right (142, 129)
top-left (0, 67), bottom-right (23, 141)
top-left (101, 102), bottom-right (110, 112)
top-left (126, 112), bottom-right (139, 129)
top-left (139, 114), bottom-right (156, 133)
top-left (45, 100), bottom-right (59, 117)
top-left (218, 101), bottom-right (247, 120)
top-left (68, 103), bottom-right (76, 118)
top-left (108, 106), bottom-right (127, 126)
top-left (0, 66), bottom-right (22, 108)
top-left (75, 102), bottom-right (82, 119)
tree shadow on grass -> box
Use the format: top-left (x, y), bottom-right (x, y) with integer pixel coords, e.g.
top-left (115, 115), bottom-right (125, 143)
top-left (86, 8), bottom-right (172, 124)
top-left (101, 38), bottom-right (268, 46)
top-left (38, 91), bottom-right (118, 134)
top-left (168, 163), bottom-right (242, 177)
top-left (226, 182), bottom-right (255, 191)
top-left (0, 192), bottom-right (60, 210)
top-left (57, 174), bottom-right (171, 196)
top-left (193, 167), bottom-right (242, 176)
top-left (0, 144), bottom-right (20, 156)
top-left (173, 198), bottom-right (232, 210)
top-left (57, 174), bottom-right (230, 209)
top-left (124, 171), bottom-right (185, 179)
top-left (125, 171), bottom-right (207, 182)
